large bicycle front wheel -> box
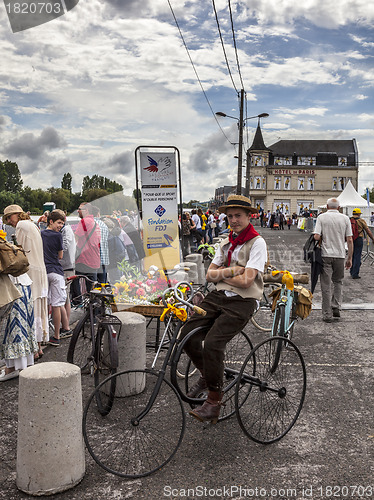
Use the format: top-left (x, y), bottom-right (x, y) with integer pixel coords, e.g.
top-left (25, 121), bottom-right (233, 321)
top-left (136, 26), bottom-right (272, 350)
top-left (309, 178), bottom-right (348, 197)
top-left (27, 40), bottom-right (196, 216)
top-left (171, 329), bottom-right (253, 421)
top-left (93, 324), bottom-right (118, 415)
top-left (235, 336), bottom-right (306, 444)
top-left (83, 369), bottom-right (186, 478)
top-left (67, 311), bottom-right (92, 370)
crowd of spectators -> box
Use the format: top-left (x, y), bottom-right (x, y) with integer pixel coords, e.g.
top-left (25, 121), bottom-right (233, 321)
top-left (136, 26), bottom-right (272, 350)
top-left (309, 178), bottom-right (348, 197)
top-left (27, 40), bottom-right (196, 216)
top-left (0, 203), bottom-right (144, 381)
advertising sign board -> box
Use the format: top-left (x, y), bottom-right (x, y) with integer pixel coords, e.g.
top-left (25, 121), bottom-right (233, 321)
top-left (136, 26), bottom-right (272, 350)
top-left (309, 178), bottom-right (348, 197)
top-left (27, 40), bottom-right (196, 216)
top-left (138, 150), bottom-right (180, 269)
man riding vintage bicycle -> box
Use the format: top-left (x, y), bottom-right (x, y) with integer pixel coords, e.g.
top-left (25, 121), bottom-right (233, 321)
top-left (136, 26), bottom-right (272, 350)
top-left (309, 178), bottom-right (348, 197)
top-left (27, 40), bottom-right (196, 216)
top-left (181, 194), bottom-right (268, 423)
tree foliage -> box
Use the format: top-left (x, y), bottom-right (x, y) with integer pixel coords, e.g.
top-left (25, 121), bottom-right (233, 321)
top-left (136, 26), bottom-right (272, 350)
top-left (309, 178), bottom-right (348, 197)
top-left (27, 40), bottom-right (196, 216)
top-left (61, 172), bottom-right (72, 191)
top-left (0, 160), bottom-right (129, 215)
top-left (0, 160), bottom-right (23, 193)
top-left (82, 175), bottom-right (123, 195)
top-left (363, 186), bottom-right (374, 204)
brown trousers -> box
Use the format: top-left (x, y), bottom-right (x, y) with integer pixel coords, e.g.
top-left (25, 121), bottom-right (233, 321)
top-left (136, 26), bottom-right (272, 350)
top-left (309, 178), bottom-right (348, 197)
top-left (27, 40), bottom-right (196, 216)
top-left (181, 290), bottom-right (257, 391)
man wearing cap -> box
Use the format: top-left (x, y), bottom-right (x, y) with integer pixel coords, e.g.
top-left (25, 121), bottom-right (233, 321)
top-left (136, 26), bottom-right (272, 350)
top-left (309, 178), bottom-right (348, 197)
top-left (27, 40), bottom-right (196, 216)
top-left (350, 208), bottom-right (374, 279)
top-left (181, 194), bottom-right (267, 424)
top-left (313, 198), bottom-right (353, 322)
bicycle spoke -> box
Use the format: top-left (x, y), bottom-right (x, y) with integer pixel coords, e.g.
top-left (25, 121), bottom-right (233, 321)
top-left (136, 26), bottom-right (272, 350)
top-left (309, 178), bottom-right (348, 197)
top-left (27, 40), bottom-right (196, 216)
top-left (235, 337), bottom-right (306, 444)
top-left (83, 370), bottom-right (185, 478)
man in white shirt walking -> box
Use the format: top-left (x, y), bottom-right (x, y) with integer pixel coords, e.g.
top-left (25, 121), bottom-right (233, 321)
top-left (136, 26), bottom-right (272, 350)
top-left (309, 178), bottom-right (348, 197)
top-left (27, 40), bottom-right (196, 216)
top-left (313, 198), bottom-right (353, 323)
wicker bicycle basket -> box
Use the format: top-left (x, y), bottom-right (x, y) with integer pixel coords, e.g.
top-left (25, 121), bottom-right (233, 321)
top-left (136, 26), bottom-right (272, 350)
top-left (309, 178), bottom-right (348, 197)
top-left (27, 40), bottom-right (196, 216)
top-left (113, 303), bottom-right (166, 317)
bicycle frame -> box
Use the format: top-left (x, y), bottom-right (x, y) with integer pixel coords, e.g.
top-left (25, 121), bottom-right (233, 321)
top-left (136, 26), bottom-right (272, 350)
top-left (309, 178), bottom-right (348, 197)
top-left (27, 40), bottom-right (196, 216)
top-left (272, 286), bottom-right (297, 339)
top-left (131, 317), bottom-right (185, 424)
top-left (68, 276), bottom-right (121, 368)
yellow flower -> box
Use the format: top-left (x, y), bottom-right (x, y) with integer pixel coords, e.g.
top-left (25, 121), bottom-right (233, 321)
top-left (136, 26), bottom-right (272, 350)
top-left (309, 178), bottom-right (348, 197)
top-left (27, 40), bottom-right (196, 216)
top-left (0, 230), bottom-right (6, 240)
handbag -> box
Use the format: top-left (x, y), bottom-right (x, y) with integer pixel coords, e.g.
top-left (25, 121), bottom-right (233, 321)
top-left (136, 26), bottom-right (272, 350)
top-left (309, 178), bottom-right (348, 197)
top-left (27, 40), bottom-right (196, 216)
top-left (0, 239), bottom-right (30, 277)
top-left (210, 222), bottom-right (217, 229)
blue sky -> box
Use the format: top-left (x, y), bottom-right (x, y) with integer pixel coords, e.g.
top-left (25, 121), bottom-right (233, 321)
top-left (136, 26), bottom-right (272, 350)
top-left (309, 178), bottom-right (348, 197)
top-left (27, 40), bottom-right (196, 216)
top-left (1, 0), bottom-right (373, 202)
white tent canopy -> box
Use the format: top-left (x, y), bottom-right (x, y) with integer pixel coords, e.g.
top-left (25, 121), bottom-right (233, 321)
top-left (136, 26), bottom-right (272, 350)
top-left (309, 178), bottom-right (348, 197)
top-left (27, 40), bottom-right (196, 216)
top-left (318, 180), bottom-right (374, 223)
top-left (336, 180), bottom-right (374, 208)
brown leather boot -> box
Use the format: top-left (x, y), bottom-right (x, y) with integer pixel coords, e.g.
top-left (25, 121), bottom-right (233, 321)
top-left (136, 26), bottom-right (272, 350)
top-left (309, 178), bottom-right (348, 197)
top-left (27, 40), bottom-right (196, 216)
top-left (189, 391), bottom-right (223, 424)
top-left (186, 376), bottom-right (208, 398)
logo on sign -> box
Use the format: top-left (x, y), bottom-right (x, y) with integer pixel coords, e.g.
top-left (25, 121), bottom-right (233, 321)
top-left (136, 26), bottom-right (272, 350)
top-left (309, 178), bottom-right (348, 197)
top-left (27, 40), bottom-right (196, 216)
top-left (154, 205), bottom-right (166, 217)
top-left (164, 234), bottom-right (176, 248)
top-left (143, 155), bottom-right (173, 182)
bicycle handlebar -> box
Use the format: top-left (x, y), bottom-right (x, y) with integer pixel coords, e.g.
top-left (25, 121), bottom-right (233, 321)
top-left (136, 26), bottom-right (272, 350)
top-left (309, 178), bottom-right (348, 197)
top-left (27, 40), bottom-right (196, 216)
top-left (66, 274), bottom-right (97, 283)
top-left (161, 281), bottom-right (206, 316)
top-left (191, 305), bottom-right (207, 316)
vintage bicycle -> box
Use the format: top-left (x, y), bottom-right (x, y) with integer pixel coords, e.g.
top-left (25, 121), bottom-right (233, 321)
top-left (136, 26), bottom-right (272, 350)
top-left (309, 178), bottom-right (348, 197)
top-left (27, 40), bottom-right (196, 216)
top-left (66, 275), bottom-right (122, 416)
top-left (82, 279), bottom-right (307, 478)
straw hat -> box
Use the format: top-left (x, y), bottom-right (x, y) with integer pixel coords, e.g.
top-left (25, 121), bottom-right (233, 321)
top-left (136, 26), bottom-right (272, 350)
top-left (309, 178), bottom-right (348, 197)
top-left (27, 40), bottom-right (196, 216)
top-left (218, 194), bottom-right (258, 214)
top-left (2, 204), bottom-right (24, 223)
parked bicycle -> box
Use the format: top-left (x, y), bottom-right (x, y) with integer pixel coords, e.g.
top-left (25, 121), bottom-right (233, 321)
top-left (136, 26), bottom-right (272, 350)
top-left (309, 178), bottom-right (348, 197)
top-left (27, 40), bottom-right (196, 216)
top-left (82, 280), bottom-right (306, 478)
top-left (66, 275), bottom-right (122, 416)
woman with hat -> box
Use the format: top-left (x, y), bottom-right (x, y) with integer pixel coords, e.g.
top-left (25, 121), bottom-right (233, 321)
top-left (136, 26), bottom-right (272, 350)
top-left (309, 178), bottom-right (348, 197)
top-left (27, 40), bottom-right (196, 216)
top-left (180, 194), bottom-right (268, 423)
top-left (0, 220), bottom-right (39, 380)
top-left (3, 205), bottom-right (49, 359)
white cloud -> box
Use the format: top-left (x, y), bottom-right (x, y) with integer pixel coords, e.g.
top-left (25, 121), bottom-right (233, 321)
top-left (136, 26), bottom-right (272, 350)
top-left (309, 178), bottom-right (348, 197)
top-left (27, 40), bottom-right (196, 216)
top-left (0, 0), bottom-right (373, 202)
top-left (273, 107), bottom-right (329, 117)
top-left (239, 0), bottom-right (374, 29)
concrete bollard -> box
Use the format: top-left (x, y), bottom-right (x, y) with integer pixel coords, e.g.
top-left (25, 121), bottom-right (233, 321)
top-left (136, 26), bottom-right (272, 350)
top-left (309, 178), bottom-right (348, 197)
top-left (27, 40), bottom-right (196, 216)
top-left (113, 311), bottom-right (146, 396)
top-left (17, 362), bottom-right (85, 496)
top-left (183, 261), bottom-right (198, 283)
top-left (170, 270), bottom-right (188, 282)
top-left (185, 254), bottom-right (205, 284)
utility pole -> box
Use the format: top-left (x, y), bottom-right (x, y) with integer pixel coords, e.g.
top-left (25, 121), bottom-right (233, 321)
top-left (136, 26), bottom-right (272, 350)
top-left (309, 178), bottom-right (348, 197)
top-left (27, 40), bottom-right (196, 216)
top-left (236, 89), bottom-right (245, 195)
top-left (245, 148), bottom-right (251, 198)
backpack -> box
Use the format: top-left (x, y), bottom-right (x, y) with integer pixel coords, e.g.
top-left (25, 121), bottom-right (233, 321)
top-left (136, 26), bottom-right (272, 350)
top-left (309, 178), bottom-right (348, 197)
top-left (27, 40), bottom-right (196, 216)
top-left (107, 234), bottom-right (128, 268)
top-left (350, 217), bottom-right (359, 241)
top-left (0, 239), bottom-right (30, 277)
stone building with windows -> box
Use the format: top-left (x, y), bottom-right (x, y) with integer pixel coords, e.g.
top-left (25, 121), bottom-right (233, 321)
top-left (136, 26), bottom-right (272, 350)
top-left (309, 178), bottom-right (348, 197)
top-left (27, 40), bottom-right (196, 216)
top-left (246, 125), bottom-right (359, 214)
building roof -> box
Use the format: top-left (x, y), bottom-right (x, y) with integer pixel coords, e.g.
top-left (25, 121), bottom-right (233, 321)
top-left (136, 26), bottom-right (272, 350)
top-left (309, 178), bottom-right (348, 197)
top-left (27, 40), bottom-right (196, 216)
top-left (268, 139), bottom-right (356, 156)
top-left (249, 124), bottom-right (271, 151)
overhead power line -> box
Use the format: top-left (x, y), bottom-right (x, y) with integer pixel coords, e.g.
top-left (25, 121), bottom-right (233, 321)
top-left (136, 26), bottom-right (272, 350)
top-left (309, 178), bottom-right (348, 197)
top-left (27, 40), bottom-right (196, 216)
top-left (228, 0), bottom-right (245, 90)
top-left (167, 0), bottom-right (236, 147)
top-left (211, 0), bottom-right (239, 94)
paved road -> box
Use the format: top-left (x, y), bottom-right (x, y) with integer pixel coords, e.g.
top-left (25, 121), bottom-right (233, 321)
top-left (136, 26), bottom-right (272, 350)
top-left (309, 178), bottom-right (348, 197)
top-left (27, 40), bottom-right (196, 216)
top-left (1, 226), bottom-right (373, 499)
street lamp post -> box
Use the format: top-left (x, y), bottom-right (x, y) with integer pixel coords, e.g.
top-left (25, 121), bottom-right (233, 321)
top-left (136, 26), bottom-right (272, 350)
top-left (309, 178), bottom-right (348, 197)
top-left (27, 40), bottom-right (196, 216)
top-left (216, 92), bottom-right (268, 196)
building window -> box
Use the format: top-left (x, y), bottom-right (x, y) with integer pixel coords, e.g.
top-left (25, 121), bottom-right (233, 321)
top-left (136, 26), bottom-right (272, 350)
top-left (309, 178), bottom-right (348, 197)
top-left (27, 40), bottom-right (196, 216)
top-left (339, 177), bottom-right (345, 190)
top-left (297, 200), bottom-right (314, 215)
top-left (254, 176), bottom-right (261, 189)
top-left (298, 156), bottom-right (316, 166)
top-left (332, 177), bottom-right (338, 190)
top-left (308, 177), bottom-right (314, 190)
top-left (262, 176), bottom-right (266, 189)
top-left (252, 155), bottom-right (264, 166)
top-left (284, 176), bottom-right (291, 190)
top-left (274, 156), bottom-right (292, 166)
top-left (298, 177), bottom-right (305, 190)
top-left (274, 176), bottom-right (281, 190)
top-left (338, 156), bottom-right (347, 166)
top-left (273, 200), bottom-right (290, 213)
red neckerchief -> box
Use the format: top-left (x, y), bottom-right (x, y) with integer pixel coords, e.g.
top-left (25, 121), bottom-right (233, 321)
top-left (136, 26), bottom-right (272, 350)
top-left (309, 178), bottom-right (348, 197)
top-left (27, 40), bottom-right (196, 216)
top-left (227, 223), bottom-right (259, 266)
